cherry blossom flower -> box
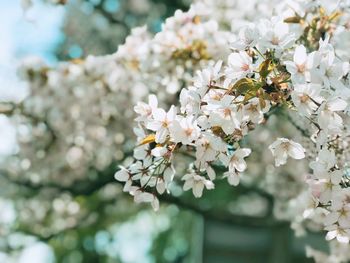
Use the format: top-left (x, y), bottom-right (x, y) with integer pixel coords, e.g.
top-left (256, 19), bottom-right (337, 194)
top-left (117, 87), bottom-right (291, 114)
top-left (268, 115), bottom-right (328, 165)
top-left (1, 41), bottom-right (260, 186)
top-left (259, 18), bottom-right (295, 54)
top-left (170, 116), bottom-right (201, 144)
top-left (317, 170), bottom-right (343, 203)
top-left (134, 94), bottom-right (158, 122)
top-left (285, 45), bottom-right (320, 84)
top-left (269, 138), bottom-right (305, 167)
top-left (130, 187), bottom-right (160, 211)
top-left (291, 84), bottom-right (323, 116)
top-left (231, 25), bottom-right (259, 50)
top-left (195, 132), bottom-right (226, 167)
top-left (220, 148), bottom-right (251, 186)
top-left (146, 106), bottom-right (176, 143)
top-left (129, 160), bottom-right (155, 187)
top-left (182, 172), bottom-right (215, 198)
top-left (225, 51), bottom-right (253, 81)
top-left (243, 98), bottom-right (270, 124)
top-left (207, 95), bottom-right (242, 134)
top-left (316, 49), bottom-right (348, 90)
top-left (309, 149), bottom-right (337, 178)
top-left (220, 148), bottom-right (251, 173)
top-left (324, 203), bottom-right (350, 229)
top-left (223, 170), bottom-right (241, 186)
top-left (193, 61), bottom-right (223, 97)
top-left (317, 97), bottom-right (347, 134)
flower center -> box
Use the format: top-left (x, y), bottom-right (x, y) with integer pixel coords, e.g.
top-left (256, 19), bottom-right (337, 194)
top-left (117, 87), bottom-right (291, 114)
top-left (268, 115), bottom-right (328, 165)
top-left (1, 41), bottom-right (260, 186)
top-left (162, 120), bottom-right (169, 127)
top-left (223, 108), bottom-right (231, 117)
top-left (297, 63), bottom-right (306, 73)
top-left (185, 128), bottom-right (193, 136)
top-left (241, 63), bottom-right (250, 71)
top-left (300, 94), bottom-right (310, 103)
top-left (271, 36), bottom-right (280, 45)
top-left (247, 104), bottom-right (258, 112)
top-left (281, 142), bottom-right (290, 150)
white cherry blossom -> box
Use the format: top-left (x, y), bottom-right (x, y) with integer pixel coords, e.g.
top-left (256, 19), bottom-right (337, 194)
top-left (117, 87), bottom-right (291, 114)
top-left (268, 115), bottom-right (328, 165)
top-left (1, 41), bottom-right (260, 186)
top-left (130, 187), bottom-right (160, 211)
top-left (146, 106), bottom-right (176, 143)
top-left (231, 25), bottom-right (259, 50)
top-left (259, 18), bottom-right (295, 54)
top-left (193, 61), bottom-right (223, 97)
top-left (220, 148), bottom-right (251, 173)
top-left (134, 94), bottom-right (158, 122)
top-left (170, 116), bottom-right (201, 144)
top-left (291, 84), bottom-right (323, 116)
top-left (269, 138), bottom-right (305, 167)
top-left (182, 172), bottom-right (215, 198)
top-left (309, 148), bottom-right (337, 178)
top-left (207, 95), bottom-right (242, 134)
top-left (317, 97), bottom-right (347, 134)
top-left (225, 51), bottom-right (253, 81)
top-left (243, 98), bottom-right (270, 124)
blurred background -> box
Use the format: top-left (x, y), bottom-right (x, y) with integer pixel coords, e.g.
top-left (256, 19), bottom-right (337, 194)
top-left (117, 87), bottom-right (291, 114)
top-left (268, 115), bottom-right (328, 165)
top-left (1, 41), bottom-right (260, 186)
top-left (0, 1), bottom-right (328, 262)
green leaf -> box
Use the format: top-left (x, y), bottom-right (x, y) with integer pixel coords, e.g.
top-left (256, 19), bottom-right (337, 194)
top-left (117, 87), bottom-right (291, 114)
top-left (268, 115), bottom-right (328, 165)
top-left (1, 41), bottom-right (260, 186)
top-left (230, 78), bottom-right (257, 96)
top-left (258, 59), bottom-right (274, 79)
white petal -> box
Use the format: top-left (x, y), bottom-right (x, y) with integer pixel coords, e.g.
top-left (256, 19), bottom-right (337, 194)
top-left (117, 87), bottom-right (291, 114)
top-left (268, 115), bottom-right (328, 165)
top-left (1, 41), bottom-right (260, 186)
top-left (204, 180), bottom-right (215, 190)
top-left (207, 165), bottom-right (216, 180)
top-left (324, 212), bottom-right (340, 226)
top-left (151, 146), bottom-right (167, 157)
top-left (236, 148), bottom-right (251, 158)
top-left (123, 180), bottom-right (132, 192)
top-left (183, 180), bottom-right (194, 191)
top-left (152, 197), bottom-right (160, 211)
top-left (155, 128), bottom-right (168, 143)
top-left (114, 169), bottom-right (129, 182)
top-left (337, 234), bottom-right (349, 243)
top-left (331, 170), bottom-right (343, 184)
top-left (156, 179), bottom-right (166, 195)
top-left (193, 182), bottom-right (204, 198)
top-left (152, 108), bottom-right (166, 121)
top-left (227, 171), bottom-right (240, 186)
top-left (294, 45), bottom-right (307, 65)
top-left (163, 166), bottom-right (175, 184)
top-left (149, 94), bottom-right (158, 109)
top-left (328, 98), bottom-right (347, 112)
top-left (234, 160), bottom-right (247, 172)
top-left (288, 141), bottom-right (305, 160)
top-left (135, 192), bottom-right (153, 203)
top-left (325, 230), bottom-right (337, 241)
top-left (275, 152), bottom-right (288, 167)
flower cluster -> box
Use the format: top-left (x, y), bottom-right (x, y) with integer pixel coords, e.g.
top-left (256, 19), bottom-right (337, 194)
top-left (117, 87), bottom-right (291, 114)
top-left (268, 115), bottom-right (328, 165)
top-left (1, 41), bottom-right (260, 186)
top-left (0, 4), bottom-right (235, 258)
top-left (115, 0), bottom-right (350, 257)
top-left (9, 0), bottom-right (350, 261)
top-left (5, 4), bottom-right (229, 186)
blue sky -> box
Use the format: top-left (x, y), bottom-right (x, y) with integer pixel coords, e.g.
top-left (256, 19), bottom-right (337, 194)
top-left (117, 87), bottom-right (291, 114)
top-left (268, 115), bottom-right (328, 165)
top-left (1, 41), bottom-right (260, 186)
top-left (0, 0), bottom-right (65, 103)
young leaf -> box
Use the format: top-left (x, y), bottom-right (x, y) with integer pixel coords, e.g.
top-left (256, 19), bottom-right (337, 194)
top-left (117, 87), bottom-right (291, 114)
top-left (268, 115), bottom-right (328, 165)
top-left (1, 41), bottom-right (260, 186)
top-left (230, 78), bottom-right (257, 96)
top-left (139, 134), bottom-right (156, 145)
top-left (258, 59), bottom-right (274, 79)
